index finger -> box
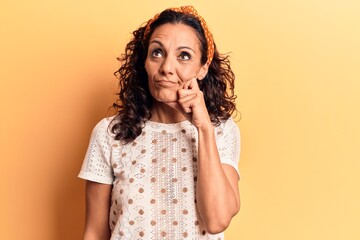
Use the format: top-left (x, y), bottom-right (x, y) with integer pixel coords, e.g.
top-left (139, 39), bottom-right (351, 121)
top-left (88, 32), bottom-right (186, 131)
top-left (185, 77), bottom-right (200, 90)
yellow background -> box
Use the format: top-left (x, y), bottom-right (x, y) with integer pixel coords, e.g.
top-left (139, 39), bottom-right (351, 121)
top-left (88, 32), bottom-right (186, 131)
top-left (1, 0), bottom-right (359, 239)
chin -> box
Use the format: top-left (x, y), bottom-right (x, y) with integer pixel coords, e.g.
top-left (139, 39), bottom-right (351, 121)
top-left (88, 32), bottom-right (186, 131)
top-left (152, 92), bottom-right (178, 103)
top-left (155, 97), bottom-right (177, 103)
top-left (154, 96), bottom-right (178, 103)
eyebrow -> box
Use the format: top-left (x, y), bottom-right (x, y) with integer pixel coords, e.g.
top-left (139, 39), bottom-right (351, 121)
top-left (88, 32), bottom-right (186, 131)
top-left (149, 40), bottom-right (196, 54)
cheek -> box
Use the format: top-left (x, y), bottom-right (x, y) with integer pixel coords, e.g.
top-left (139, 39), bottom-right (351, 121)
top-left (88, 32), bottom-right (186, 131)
top-left (176, 65), bottom-right (200, 84)
top-left (145, 60), bottom-right (154, 77)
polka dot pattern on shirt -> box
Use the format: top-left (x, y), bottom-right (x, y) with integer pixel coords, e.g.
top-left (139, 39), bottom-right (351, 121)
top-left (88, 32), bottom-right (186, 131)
top-left (79, 117), bottom-right (240, 239)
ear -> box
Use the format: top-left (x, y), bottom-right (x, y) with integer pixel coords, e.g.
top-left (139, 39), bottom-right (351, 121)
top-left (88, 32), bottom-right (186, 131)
top-left (196, 63), bottom-right (209, 81)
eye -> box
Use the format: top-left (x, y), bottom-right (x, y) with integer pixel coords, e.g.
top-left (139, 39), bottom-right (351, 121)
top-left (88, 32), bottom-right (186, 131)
top-left (178, 52), bottom-right (191, 61)
top-left (151, 48), bottom-right (163, 58)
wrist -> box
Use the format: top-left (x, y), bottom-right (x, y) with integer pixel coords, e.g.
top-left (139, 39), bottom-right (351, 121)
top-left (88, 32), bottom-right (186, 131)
top-left (197, 121), bottom-right (214, 133)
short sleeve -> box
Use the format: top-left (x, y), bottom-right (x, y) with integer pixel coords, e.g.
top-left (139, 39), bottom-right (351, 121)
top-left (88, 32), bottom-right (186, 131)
top-left (216, 118), bottom-right (241, 178)
top-left (78, 118), bottom-right (114, 184)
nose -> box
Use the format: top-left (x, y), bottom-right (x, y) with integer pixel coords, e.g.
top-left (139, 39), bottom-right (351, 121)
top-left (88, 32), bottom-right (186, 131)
top-left (159, 56), bottom-right (174, 76)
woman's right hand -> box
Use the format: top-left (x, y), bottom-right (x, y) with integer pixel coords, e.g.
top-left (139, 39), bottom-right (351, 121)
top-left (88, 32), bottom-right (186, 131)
top-left (165, 77), bottom-right (212, 130)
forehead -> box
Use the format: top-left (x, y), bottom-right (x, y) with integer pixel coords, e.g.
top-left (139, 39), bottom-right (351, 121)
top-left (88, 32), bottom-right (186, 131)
top-left (149, 23), bottom-right (201, 48)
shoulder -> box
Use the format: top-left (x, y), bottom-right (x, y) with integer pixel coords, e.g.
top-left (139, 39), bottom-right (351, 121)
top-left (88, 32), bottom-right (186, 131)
top-left (93, 116), bottom-right (115, 130)
top-left (90, 116), bottom-right (117, 141)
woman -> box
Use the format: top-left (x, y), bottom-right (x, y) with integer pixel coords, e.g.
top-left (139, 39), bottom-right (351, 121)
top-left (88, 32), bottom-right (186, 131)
top-left (79, 6), bottom-right (241, 240)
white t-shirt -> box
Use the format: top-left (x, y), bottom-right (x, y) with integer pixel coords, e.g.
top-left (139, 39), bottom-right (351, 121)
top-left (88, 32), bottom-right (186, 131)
top-left (78, 117), bottom-right (240, 240)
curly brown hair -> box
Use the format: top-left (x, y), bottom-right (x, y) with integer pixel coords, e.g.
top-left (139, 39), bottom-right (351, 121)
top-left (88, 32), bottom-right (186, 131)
top-left (110, 9), bottom-right (237, 144)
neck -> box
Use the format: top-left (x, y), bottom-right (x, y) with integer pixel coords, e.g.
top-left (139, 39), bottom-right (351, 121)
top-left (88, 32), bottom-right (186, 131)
top-left (150, 100), bottom-right (186, 124)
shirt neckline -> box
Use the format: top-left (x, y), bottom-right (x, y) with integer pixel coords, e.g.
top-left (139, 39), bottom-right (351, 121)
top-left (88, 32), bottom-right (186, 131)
top-left (145, 119), bottom-right (193, 131)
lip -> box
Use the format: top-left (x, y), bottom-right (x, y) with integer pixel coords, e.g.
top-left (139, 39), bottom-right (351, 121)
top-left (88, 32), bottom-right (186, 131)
top-left (155, 80), bottom-right (178, 87)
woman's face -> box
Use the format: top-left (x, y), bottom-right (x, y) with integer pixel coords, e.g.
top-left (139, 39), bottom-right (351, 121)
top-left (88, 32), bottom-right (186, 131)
top-left (145, 23), bottom-right (208, 103)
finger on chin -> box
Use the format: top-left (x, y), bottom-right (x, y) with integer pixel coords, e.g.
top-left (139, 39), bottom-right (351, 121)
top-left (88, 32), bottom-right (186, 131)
top-left (178, 89), bottom-right (188, 98)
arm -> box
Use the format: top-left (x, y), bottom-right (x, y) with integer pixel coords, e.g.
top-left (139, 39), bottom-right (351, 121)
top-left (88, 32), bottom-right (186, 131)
top-left (196, 124), bottom-right (240, 234)
top-left (168, 78), bottom-right (240, 234)
top-left (83, 181), bottom-right (112, 240)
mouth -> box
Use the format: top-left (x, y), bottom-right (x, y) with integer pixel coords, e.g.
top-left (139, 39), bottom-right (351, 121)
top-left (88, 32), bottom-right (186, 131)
top-left (155, 79), bottom-right (178, 87)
